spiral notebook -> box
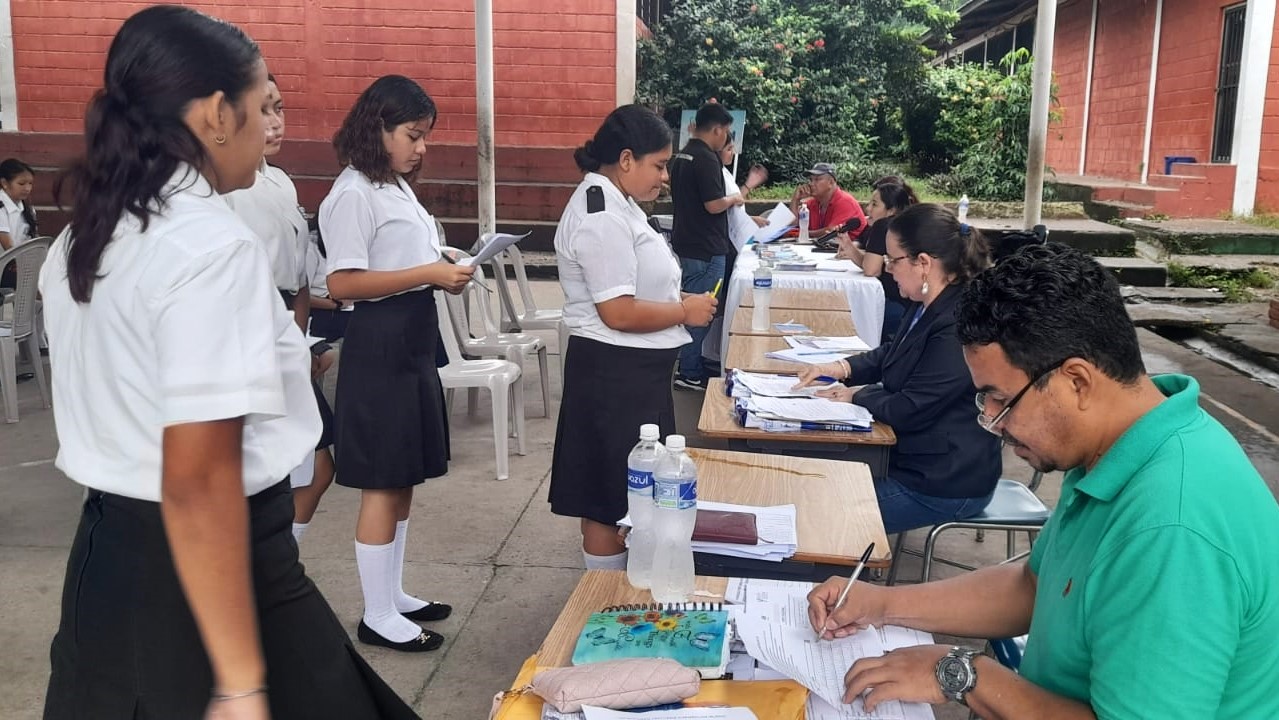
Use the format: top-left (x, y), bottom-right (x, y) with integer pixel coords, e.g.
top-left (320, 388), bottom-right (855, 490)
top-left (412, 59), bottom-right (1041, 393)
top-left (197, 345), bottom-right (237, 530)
top-left (570, 602), bottom-right (732, 679)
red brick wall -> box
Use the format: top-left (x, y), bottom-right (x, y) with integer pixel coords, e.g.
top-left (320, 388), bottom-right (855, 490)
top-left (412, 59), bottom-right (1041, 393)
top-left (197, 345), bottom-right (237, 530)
top-left (1256, 32), bottom-right (1279, 211)
top-left (1078, 0), bottom-right (1157, 179)
top-left (1045, 0), bottom-right (1092, 176)
top-left (10, 0), bottom-right (617, 147)
top-left (1148, 0), bottom-right (1232, 173)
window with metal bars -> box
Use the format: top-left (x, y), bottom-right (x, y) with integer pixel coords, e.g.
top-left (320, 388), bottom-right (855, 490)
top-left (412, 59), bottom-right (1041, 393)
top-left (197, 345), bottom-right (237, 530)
top-left (1212, 4), bottom-right (1247, 163)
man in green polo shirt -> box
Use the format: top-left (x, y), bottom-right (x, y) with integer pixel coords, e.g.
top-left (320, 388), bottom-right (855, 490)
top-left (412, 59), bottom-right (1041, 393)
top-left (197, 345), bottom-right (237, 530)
top-left (806, 243), bottom-right (1279, 718)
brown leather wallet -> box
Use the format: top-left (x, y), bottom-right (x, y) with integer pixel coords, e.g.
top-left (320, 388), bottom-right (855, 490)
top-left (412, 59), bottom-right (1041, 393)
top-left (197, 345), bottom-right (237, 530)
top-left (692, 510), bottom-right (759, 545)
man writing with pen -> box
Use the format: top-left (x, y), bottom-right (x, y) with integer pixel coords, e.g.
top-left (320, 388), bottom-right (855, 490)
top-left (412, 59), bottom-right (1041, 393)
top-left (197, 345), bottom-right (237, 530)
top-left (805, 245), bottom-right (1279, 719)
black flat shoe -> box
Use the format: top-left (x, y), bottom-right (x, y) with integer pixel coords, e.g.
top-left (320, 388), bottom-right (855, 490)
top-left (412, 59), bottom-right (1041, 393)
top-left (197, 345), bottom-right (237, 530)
top-left (356, 620), bottom-right (444, 652)
top-left (401, 602), bottom-right (452, 622)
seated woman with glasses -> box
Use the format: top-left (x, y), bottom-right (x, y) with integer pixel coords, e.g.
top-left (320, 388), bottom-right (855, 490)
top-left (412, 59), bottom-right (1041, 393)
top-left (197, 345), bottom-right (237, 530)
top-left (795, 203), bottom-right (1002, 533)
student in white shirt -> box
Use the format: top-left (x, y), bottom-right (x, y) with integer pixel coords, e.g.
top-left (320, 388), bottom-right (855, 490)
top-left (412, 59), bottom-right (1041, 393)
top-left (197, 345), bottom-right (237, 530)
top-left (551, 104), bottom-right (717, 569)
top-left (0, 157), bottom-right (36, 252)
top-left (38, 7), bottom-right (419, 719)
top-left (225, 74), bottom-right (336, 544)
top-left (320, 75), bottom-right (473, 652)
top-left (0, 157), bottom-right (37, 292)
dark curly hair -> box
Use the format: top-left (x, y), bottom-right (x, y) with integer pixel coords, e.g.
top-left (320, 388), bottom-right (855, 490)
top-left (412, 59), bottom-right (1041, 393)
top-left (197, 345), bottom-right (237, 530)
top-left (887, 203), bottom-right (989, 284)
top-left (54, 4), bottom-right (260, 302)
top-left (333, 75), bottom-right (436, 184)
top-left (957, 242), bottom-right (1145, 386)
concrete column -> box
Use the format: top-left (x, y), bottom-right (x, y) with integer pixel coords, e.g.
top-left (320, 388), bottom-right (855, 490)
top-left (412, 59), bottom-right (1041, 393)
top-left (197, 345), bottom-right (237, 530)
top-left (0, 0), bottom-right (18, 130)
top-left (475, 0), bottom-right (496, 236)
top-left (1139, 0), bottom-right (1164, 184)
top-left (1078, 0), bottom-right (1098, 175)
top-left (616, 0), bottom-right (637, 106)
top-left (1023, 0), bottom-right (1059, 229)
top-left (1232, 0), bottom-right (1277, 216)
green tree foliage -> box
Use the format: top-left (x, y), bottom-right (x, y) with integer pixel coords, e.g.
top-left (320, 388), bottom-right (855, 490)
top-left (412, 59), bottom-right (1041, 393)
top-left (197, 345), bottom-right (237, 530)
top-left (903, 49), bottom-right (1060, 200)
top-left (637, 0), bottom-right (957, 183)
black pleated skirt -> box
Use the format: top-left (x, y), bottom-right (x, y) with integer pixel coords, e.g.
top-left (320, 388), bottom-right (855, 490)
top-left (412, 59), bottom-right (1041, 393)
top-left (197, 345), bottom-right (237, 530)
top-left (333, 290), bottom-right (449, 489)
top-left (44, 481), bottom-right (419, 720)
top-left (549, 335), bottom-right (678, 525)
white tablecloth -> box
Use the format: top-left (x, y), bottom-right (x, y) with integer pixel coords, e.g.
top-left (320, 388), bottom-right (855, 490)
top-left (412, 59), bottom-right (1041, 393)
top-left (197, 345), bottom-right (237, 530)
top-left (721, 245), bottom-right (886, 353)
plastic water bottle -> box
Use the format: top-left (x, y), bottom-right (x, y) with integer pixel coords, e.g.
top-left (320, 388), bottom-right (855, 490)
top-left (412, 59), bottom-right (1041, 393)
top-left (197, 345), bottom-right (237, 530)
top-left (626, 424), bottom-right (665, 589)
top-left (751, 264), bottom-right (772, 331)
top-left (957, 194), bottom-right (970, 224)
top-left (650, 435), bottom-right (698, 603)
top-left (798, 203), bottom-right (810, 244)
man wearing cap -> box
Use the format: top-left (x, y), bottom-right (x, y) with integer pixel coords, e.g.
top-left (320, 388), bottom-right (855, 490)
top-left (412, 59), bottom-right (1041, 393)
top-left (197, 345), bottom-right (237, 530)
top-left (791, 162), bottom-right (867, 240)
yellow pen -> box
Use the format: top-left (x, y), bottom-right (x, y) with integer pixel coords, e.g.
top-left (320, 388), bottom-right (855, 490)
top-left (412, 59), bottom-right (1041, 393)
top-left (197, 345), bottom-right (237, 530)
top-left (709, 278), bottom-right (723, 297)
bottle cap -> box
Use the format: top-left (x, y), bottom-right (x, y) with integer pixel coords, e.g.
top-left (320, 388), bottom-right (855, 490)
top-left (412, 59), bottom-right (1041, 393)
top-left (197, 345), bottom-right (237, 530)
top-left (665, 434), bottom-right (686, 451)
top-left (639, 423), bottom-right (660, 441)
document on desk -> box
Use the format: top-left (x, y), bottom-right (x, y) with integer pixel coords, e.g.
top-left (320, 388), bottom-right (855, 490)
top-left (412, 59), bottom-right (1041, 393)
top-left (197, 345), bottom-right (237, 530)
top-left (731, 371), bottom-right (838, 398)
top-left (763, 347), bottom-right (857, 365)
top-left (747, 396), bottom-right (874, 425)
top-left (785, 336), bottom-right (872, 353)
top-left (581, 706), bottom-right (758, 720)
top-left (732, 578), bottom-right (936, 720)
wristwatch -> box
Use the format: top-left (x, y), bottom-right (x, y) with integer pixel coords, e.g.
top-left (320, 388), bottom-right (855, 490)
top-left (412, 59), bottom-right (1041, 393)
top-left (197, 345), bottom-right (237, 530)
top-left (935, 647), bottom-right (979, 706)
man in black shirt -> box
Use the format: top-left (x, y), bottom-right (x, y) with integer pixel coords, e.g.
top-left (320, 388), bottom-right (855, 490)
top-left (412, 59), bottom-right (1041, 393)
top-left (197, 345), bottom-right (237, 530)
top-left (669, 103), bottom-right (742, 391)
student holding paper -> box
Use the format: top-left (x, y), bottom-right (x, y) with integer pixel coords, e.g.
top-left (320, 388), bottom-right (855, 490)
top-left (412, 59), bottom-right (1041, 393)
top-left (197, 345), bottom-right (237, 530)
top-left (807, 244), bottom-right (1279, 719)
top-left (552, 105), bottom-right (717, 570)
top-left (795, 204), bottom-right (1001, 533)
top-left (321, 75), bottom-right (474, 652)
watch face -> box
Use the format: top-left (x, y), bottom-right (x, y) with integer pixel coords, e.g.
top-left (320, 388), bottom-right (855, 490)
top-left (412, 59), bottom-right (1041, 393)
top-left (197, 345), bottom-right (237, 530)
top-left (939, 657), bottom-right (972, 690)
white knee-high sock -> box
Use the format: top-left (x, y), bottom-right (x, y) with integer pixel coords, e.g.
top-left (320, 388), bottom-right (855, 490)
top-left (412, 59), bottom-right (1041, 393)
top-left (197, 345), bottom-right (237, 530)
top-left (392, 520), bottom-right (427, 613)
top-left (292, 522), bottom-right (309, 543)
top-left (355, 541), bottom-right (423, 642)
top-left (583, 549), bottom-right (628, 570)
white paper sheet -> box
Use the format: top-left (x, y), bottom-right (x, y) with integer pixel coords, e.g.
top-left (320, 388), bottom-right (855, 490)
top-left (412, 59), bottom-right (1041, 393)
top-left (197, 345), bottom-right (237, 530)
top-left (784, 336), bottom-right (872, 353)
top-left (762, 347), bottom-right (855, 365)
top-left (459, 231), bottom-right (530, 266)
top-left (747, 397), bottom-right (874, 425)
top-left (732, 371), bottom-right (837, 398)
top-left (752, 203), bottom-right (796, 244)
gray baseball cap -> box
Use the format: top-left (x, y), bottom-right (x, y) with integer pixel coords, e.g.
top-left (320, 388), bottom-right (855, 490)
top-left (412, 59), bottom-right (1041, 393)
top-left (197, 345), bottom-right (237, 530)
top-left (805, 162), bottom-right (838, 179)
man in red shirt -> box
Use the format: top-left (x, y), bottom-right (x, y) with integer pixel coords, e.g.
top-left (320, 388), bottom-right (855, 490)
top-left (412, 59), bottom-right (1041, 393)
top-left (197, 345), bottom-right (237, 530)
top-left (790, 162), bottom-right (867, 240)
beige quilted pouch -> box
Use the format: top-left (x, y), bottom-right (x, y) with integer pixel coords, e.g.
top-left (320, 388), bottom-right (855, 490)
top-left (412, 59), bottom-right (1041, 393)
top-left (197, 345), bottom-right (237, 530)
top-left (526, 658), bottom-right (701, 713)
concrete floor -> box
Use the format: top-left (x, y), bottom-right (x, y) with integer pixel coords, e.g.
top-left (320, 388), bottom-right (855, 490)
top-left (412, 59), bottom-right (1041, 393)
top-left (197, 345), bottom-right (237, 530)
top-left (2, 281), bottom-right (1277, 720)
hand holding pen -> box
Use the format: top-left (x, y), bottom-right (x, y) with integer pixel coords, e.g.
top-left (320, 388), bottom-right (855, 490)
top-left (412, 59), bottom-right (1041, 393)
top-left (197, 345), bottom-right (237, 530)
top-left (807, 543), bottom-right (882, 640)
top-left (793, 360), bottom-right (849, 390)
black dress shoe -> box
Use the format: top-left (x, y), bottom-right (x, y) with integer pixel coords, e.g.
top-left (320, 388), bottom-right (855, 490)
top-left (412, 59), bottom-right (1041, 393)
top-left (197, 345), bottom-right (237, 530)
top-left (401, 602), bottom-right (452, 622)
top-left (357, 620), bottom-right (444, 652)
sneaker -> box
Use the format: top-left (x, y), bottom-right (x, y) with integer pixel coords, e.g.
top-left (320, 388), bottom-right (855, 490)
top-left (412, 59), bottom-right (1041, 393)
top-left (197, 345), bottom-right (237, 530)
top-left (673, 375), bottom-right (708, 392)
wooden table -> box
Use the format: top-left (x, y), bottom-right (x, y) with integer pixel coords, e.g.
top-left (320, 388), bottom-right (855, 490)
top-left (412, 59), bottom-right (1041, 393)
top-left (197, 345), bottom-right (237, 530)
top-left (493, 572), bottom-right (809, 720)
top-left (729, 307), bottom-right (857, 338)
top-left (723, 335), bottom-right (802, 374)
top-left (690, 448), bottom-right (891, 576)
top-left (738, 287), bottom-right (850, 311)
top-left (699, 378), bottom-right (896, 481)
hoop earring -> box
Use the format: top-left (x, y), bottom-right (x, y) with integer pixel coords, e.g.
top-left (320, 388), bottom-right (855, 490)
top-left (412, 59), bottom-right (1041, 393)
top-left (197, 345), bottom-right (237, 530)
top-left (921, 280), bottom-right (930, 296)
top-left (214, 134), bottom-right (226, 145)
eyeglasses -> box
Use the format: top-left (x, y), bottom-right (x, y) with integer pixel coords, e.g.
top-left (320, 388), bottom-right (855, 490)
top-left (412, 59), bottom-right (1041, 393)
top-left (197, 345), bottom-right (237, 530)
top-left (885, 250), bottom-right (915, 267)
top-left (974, 360), bottom-right (1065, 435)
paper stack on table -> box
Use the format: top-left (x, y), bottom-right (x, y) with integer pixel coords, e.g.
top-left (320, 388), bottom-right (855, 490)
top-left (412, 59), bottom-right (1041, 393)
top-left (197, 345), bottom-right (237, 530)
top-left (784, 335), bottom-right (872, 353)
top-left (728, 370), bottom-right (838, 399)
top-left (763, 347), bottom-right (854, 365)
top-left (618, 501), bottom-right (798, 562)
top-left (723, 578), bottom-right (936, 720)
top-left (740, 396), bottom-right (873, 428)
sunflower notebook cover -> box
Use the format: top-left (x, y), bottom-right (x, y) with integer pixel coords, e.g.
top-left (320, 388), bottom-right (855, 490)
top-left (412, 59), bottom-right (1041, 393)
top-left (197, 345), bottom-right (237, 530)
top-left (569, 602), bottom-right (731, 679)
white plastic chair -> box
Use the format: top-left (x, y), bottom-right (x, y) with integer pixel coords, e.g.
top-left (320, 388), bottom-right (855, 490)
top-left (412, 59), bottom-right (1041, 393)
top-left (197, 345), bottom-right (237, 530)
top-left (435, 291), bottom-right (526, 480)
top-left (443, 262), bottom-right (551, 417)
top-left (0, 238), bottom-right (52, 422)
top-left (476, 236), bottom-right (561, 331)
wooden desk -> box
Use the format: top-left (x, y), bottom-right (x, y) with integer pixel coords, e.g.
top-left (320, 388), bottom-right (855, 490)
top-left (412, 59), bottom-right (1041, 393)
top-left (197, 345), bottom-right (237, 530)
top-left (698, 378), bottom-right (896, 481)
top-left (690, 448), bottom-right (891, 574)
top-left (738, 287), bottom-right (850, 311)
top-left (723, 335), bottom-right (804, 374)
top-left (537, 571), bottom-right (730, 668)
top-left (729, 307), bottom-right (857, 338)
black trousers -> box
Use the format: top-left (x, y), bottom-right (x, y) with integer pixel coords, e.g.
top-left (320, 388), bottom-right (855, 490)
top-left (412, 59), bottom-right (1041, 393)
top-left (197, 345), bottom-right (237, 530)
top-left (44, 481), bottom-right (419, 720)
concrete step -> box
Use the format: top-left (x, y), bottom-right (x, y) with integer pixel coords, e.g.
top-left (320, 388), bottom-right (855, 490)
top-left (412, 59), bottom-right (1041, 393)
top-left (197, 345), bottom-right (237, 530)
top-left (971, 217), bottom-right (1136, 257)
top-left (1096, 257), bottom-right (1168, 287)
top-left (1124, 218), bottom-right (1279, 255)
top-left (1086, 199), bottom-right (1153, 222)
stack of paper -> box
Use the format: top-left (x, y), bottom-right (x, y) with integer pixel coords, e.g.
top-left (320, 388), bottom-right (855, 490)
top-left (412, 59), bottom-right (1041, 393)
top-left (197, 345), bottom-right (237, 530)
top-left (618, 501), bottom-right (798, 562)
top-left (784, 335), bottom-right (872, 353)
top-left (752, 203), bottom-right (796, 244)
top-left (724, 578), bottom-right (936, 720)
top-left (763, 347), bottom-right (853, 365)
top-left (729, 371), bottom-right (837, 398)
top-left (741, 396), bottom-right (873, 428)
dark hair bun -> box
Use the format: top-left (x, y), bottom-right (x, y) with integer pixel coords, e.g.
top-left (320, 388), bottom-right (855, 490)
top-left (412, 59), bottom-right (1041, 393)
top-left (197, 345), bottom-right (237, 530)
top-left (573, 140), bottom-right (602, 172)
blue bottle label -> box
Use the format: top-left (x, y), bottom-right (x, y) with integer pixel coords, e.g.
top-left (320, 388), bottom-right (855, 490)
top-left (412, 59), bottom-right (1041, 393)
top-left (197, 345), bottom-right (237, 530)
top-left (654, 479), bottom-right (697, 510)
top-left (627, 469), bottom-right (653, 493)
top-left (753, 277), bottom-right (772, 289)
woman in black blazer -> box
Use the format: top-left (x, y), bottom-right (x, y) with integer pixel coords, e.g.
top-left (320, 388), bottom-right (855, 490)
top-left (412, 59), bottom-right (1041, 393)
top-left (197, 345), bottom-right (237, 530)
top-left (797, 203), bottom-right (1002, 533)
